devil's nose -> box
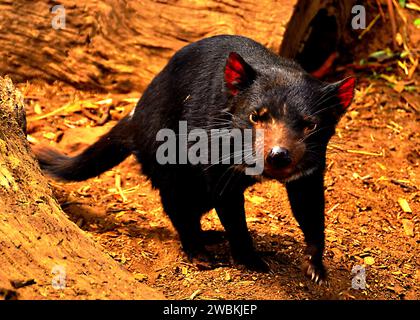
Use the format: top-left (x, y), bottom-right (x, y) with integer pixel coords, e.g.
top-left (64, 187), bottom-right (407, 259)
top-left (266, 146), bottom-right (291, 168)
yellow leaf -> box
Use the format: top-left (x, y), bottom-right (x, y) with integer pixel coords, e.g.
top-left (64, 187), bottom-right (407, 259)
top-left (406, 2), bottom-right (420, 12)
top-left (247, 195), bottom-right (265, 205)
top-left (397, 61), bottom-right (408, 75)
top-left (122, 97), bottom-right (139, 103)
top-left (34, 103), bottom-right (43, 115)
top-left (43, 132), bottom-right (56, 140)
top-left (364, 256), bottom-right (375, 265)
top-left (134, 273), bottom-right (148, 282)
top-left (380, 74), bottom-right (397, 84)
top-left (395, 33), bottom-right (403, 47)
top-left (95, 98), bottom-right (113, 106)
top-left (398, 198), bottom-right (412, 213)
top-left (115, 212), bottom-right (125, 218)
top-left (349, 110), bottom-right (359, 119)
top-left (402, 219), bottom-right (414, 237)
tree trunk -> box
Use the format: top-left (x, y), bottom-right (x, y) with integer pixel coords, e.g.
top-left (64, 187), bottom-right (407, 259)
top-left (0, 76), bottom-right (164, 300)
top-left (0, 0), bottom-right (354, 93)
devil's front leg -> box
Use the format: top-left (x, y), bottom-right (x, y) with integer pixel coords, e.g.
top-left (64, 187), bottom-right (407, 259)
top-left (215, 192), bottom-right (269, 272)
top-left (286, 170), bottom-right (326, 284)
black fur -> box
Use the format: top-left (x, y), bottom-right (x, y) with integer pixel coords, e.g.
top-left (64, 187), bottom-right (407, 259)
top-left (36, 117), bottom-right (133, 181)
top-left (36, 35), bottom-right (354, 283)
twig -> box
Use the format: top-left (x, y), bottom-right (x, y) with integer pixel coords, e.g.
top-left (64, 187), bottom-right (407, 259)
top-left (408, 58), bottom-right (418, 79)
top-left (392, 0), bottom-right (408, 24)
top-left (27, 101), bottom-right (81, 121)
top-left (375, 0), bottom-right (387, 22)
top-left (188, 289), bottom-right (202, 300)
top-left (328, 144), bottom-right (345, 151)
top-left (115, 173), bottom-right (127, 202)
top-left (387, 0), bottom-right (397, 49)
top-left (327, 203), bottom-right (340, 215)
top-left (390, 179), bottom-right (417, 191)
top-left (358, 14), bottom-right (381, 40)
top-left (346, 149), bottom-right (383, 156)
top-left (386, 124), bottom-right (401, 133)
top-left (10, 279), bottom-right (36, 289)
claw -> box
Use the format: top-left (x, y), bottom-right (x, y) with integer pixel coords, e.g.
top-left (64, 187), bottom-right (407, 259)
top-left (303, 258), bottom-right (327, 284)
top-left (306, 265), bottom-right (313, 276)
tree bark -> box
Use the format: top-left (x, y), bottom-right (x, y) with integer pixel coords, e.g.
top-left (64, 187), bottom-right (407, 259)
top-left (0, 76), bottom-right (164, 300)
top-left (0, 0), bottom-right (353, 93)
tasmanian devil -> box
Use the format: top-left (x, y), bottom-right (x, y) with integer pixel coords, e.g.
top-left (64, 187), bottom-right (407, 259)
top-left (35, 35), bottom-right (355, 284)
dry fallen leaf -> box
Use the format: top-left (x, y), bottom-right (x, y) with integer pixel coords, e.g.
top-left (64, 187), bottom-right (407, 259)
top-left (182, 267), bottom-right (188, 275)
top-left (349, 110), bottom-right (359, 120)
top-left (364, 256), bottom-right (375, 265)
top-left (331, 248), bottom-right (343, 263)
top-left (115, 211), bottom-right (125, 218)
top-left (393, 82), bottom-right (405, 93)
top-left (398, 198), bottom-right (412, 213)
top-left (134, 273), bottom-right (148, 282)
top-left (406, 2), bottom-right (420, 12)
top-left (246, 195), bottom-right (265, 205)
top-left (395, 33), bottom-right (403, 46)
top-left (34, 103), bottom-right (43, 115)
top-left (43, 132), bottom-right (56, 140)
top-left (402, 219), bottom-right (414, 237)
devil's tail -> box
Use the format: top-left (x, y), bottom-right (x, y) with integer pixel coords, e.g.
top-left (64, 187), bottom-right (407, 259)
top-left (34, 116), bottom-right (134, 182)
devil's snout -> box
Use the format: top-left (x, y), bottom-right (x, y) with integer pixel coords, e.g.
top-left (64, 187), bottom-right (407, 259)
top-left (266, 146), bottom-right (292, 168)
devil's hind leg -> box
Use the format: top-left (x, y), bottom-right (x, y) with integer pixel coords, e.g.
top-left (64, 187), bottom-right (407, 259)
top-left (158, 177), bottom-right (209, 260)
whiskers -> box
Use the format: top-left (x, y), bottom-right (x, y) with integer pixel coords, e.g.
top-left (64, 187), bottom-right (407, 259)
top-left (298, 125), bottom-right (331, 143)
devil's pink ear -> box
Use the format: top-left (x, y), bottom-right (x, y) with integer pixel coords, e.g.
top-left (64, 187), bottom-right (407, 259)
top-left (336, 77), bottom-right (356, 109)
top-left (224, 52), bottom-right (256, 95)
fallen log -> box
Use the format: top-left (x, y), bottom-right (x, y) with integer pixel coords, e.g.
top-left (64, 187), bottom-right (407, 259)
top-left (0, 0), bottom-right (354, 93)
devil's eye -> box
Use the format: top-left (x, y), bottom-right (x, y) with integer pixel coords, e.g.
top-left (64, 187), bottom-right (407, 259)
top-left (304, 122), bottom-right (318, 134)
top-left (249, 111), bottom-right (259, 124)
top-left (249, 108), bottom-right (269, 124)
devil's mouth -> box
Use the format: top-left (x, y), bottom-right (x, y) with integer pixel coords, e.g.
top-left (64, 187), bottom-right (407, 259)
top-left (263, 163), bottom-right (296, 181)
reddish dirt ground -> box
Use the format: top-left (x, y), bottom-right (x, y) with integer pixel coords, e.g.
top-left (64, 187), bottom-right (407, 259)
top-left (18, 4), bottom-right (419, 299)
top-left (20, 71), bottom-right (418, 300)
